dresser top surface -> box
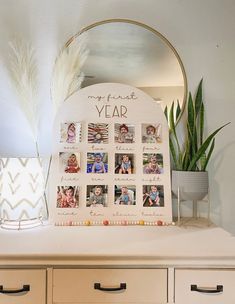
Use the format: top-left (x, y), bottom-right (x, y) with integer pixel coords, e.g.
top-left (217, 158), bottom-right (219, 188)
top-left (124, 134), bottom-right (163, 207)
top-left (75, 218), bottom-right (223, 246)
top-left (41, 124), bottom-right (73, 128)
top-left (0, 223), bottom-right (235, 266)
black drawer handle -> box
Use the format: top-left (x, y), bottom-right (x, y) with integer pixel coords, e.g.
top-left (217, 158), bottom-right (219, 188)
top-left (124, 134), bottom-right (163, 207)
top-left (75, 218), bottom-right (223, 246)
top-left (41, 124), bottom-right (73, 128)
top-left (0, 284), bottom-right (30, 294)
top-left (191, 284), bottom-right (223, 293)
top-left (94, 282), bottom-right (126, 291)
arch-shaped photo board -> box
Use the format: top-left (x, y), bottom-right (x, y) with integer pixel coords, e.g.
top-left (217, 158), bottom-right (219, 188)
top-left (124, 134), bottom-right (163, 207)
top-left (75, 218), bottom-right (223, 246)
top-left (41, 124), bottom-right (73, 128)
top-left (49, 83), bottom-right (173, 226)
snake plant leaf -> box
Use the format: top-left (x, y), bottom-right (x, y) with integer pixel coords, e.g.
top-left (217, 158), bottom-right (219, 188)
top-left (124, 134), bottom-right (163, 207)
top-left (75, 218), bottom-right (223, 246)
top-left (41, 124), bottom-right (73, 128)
top-left (201, 138), bottom-right (215, 171)
top-left (199, 102), bottom-right (204, 145)
top-left (188, 122), bottom-right (230, 171)
top-left (169, 137), bottom-right (179, 169)
top-left (169, 102), bottom-right (175, 132)
top-left (170, 102), bottom-right (182, 162)
top-left (195, 78), bottom-right (203, 117)
top-left (182, 140), bottom-right (190, 170)
top-left (187, 121), bottom-right (194, 158)
top-left (199, 152), bottom-right (207, 171)
top-left (187, 93), bottom-right (195, 138)
top-left (164, 105), bottom-right (168, 122)
top-left (169, 103), bottom-right (177, 142)
top-left (176, 100), bottom-right (181, 121)
top-left (187, 93), bottom-right (198, 156)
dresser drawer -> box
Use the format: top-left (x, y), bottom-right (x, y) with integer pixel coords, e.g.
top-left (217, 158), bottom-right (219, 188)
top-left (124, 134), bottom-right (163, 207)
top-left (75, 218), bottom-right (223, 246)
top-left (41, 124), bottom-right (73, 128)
top-left (53, 268), bottom-right (167, 303)
top-left (0, 269), bottom-right (46, 304)
top-left (175, 268), bottom-right (235, 304)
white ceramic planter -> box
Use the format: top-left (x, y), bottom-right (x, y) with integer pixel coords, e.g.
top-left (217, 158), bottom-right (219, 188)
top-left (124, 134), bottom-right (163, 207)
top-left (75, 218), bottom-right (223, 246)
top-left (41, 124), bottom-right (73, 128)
top-left (171, 170), bottom-right (209, 201)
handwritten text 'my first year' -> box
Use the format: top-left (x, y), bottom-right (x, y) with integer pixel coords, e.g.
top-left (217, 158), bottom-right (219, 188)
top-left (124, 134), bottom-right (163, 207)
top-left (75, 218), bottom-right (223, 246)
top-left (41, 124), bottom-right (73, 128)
top-left (88, 92), bottom-right (138, 119)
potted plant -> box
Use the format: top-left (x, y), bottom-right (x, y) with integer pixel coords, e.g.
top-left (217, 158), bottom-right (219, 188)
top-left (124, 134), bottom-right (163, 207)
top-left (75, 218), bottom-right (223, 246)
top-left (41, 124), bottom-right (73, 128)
top-left (165, 79), bottom-right (229, 218)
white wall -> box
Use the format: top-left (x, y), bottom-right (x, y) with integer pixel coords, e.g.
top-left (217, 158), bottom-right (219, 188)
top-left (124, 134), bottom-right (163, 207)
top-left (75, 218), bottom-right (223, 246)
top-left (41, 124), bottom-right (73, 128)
top-left (0, 0), bottom-right (235, 233)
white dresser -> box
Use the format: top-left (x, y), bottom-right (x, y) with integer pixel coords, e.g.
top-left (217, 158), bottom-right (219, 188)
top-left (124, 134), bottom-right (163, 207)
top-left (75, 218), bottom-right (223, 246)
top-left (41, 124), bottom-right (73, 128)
top-left (1, 224), bottom-right (235, 303)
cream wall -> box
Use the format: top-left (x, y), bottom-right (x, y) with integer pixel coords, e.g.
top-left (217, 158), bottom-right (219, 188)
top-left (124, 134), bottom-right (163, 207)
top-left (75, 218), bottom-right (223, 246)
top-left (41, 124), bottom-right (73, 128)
top-left (0, 0), bottom-right (234, 232)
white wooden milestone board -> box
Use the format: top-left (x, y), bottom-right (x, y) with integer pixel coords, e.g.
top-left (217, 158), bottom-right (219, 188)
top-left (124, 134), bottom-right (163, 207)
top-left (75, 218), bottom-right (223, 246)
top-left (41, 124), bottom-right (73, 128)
top-left (49, 83), bottom-right (172, 226)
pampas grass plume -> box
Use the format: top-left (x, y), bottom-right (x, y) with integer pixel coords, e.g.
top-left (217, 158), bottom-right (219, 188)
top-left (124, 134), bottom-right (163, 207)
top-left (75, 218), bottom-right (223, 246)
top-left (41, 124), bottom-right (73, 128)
top-left (51, 33), bottom-right (89, 116)
top-left (8, 39), bottom-right (39, 143)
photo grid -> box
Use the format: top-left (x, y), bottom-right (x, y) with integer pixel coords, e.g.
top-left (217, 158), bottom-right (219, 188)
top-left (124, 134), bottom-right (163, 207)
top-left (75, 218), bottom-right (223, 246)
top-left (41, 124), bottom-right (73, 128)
top-left (57, 122), bottom-right (165, 209)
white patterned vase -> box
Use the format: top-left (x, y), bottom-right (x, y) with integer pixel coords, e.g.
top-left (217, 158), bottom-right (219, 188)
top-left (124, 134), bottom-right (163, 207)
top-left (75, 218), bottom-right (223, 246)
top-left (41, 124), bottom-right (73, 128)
top-left (0, 158), bottom-right (48, 229)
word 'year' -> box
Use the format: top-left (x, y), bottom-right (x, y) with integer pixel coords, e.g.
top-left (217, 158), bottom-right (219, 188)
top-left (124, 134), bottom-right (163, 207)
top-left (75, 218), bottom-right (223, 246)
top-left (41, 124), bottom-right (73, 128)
top-left (95, 105), bottom-right (128, 118)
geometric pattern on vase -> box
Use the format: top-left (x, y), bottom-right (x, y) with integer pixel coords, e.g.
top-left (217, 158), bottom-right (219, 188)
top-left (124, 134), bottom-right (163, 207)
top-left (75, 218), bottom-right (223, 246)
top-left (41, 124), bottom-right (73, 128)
top-left (0, 158), bottom-right (48, 223)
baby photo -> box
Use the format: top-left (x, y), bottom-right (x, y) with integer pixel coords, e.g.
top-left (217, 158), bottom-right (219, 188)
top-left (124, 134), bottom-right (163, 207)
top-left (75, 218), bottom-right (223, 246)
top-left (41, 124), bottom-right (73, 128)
top-left (88, 123), bottom-right (109, 144)
top-left (114, 123), bottom-right (135, 143)
top-left (59, 152), bottom-right (81, 173)
top-left (56, 186), bottom-right (79, 208)
top-left (114, 185), bottom-right (136, 205)
top-left (143, 153), bottom-right (163, 174)
top-left (87, 152), bottom-right (108, 173)
top-left (142, 123), bottom-right (162, 143)
top-left (60, 122), bottom-right (81, 144)
top-left (115, 153), bottom-right (135, 174)
top-left (86, 185), bottom-right (108, 207)
top-left (142, 185), bottom-right (164, 207)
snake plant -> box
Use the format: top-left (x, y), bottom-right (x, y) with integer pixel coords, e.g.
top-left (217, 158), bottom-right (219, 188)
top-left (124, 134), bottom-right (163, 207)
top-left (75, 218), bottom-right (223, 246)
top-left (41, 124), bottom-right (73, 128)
top-left (165, 79), bottom-right (229, 171)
